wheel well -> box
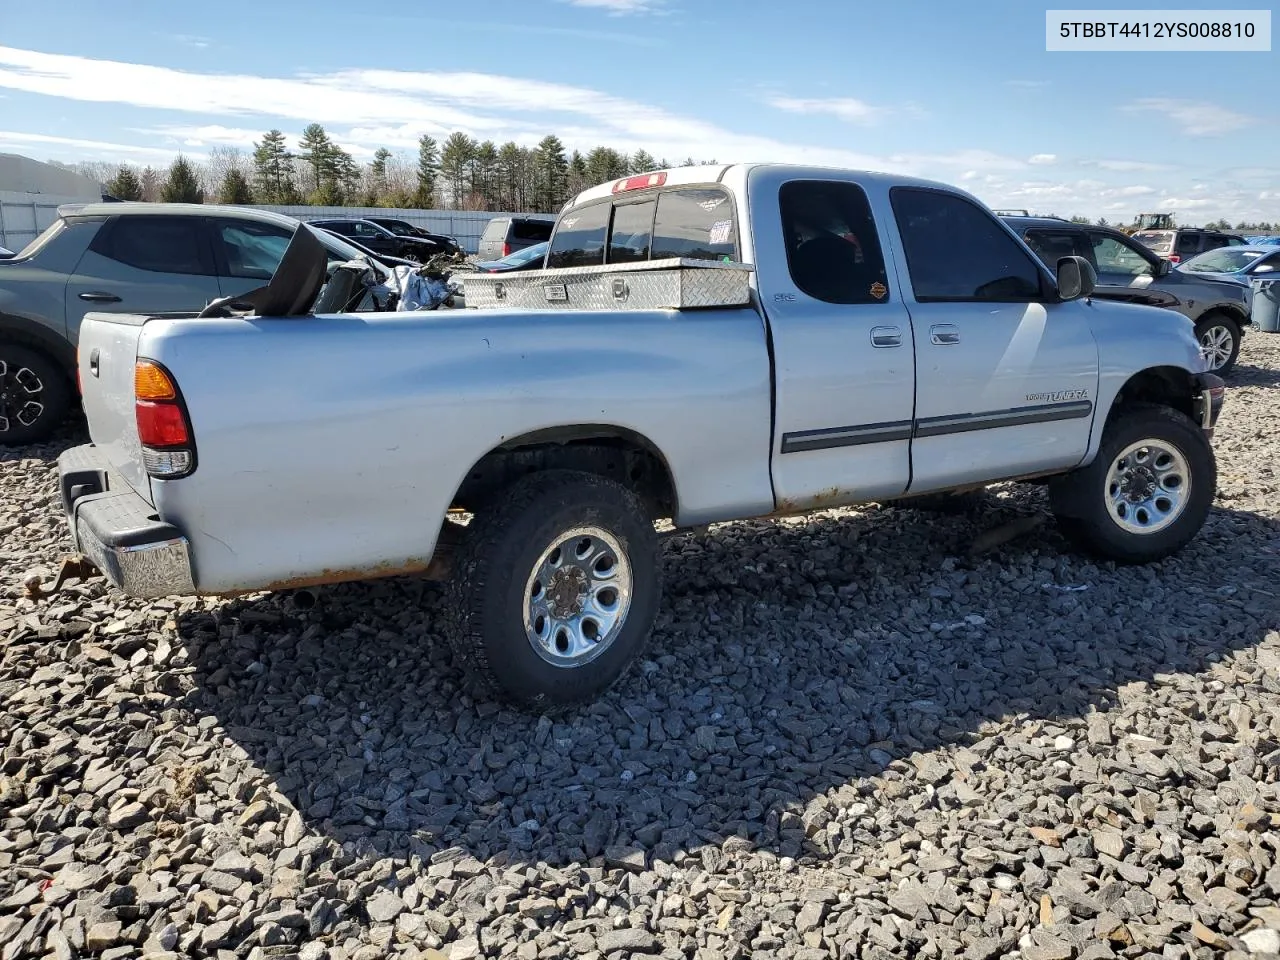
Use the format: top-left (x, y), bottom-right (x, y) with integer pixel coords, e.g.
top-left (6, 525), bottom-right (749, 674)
top-left (0, 316), bottom-right (76, 385)
top-left (1197, 306), bottom-right (1246, 327)
top-left (1110, 366), bottom-right (1196, 422)
top-left (452, 426), bottom-right (678, 520)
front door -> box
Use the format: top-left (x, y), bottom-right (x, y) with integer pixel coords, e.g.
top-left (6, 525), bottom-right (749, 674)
top-left (751, 168), bottom-right (916, 510)
top-left (208, 218), bottom-right (296, 299)
top-left (885, 187), bottom-right (1100, 494)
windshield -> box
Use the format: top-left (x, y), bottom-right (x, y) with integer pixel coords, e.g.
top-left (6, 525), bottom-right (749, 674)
top-left (1179, 248), bottom-right (1267, 274)
top-left (11, 218), bottom-right (68, 260)
top-left (1131, 230), bottom-right (1174, 255)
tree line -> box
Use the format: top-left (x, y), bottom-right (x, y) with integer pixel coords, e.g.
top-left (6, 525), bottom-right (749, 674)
top-left (62, 124), bottom-right (714, 213)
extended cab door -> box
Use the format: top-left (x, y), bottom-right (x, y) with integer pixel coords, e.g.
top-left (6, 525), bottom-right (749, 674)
top-left (64, 216), bottom-right (221, 343)
top-left (886, 187), bottom-right (1099, 493)
top-left (749, 169), bottom-right (916, 509)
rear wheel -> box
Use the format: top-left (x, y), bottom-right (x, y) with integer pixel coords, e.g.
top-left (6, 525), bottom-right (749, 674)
top-left (1048, 404), bottom-right (1215, 564)
top-left (1195, 313), bottom-right (1241, 375)
top-left (0, 344), bottom-right (70, 446)
top-left (445, 470), bottom-right (662, 710)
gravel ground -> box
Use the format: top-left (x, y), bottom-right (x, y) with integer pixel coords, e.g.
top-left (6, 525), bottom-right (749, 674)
top-left (3, 336), bottom-right (1280, 960)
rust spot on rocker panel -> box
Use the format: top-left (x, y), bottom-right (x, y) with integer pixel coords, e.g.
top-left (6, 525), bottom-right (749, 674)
top-left (771, 486), bottom-right (857, 517)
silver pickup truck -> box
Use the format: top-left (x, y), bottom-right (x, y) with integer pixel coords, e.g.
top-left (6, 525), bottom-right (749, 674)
top-left (57, 163), bottom-right (1226, 709)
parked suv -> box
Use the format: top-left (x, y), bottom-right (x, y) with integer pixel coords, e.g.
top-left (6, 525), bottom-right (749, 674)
top-left (0, 203), bottom-right (393, 445)
top-left (1002, 216), bottom-right (1253, 374)
top-left (1130, 227), bottom-right (1249, 264)
top-left (477, 215), bottom-right (555, 260)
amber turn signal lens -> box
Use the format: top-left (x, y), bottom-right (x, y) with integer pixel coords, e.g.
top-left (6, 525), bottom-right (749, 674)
top-left (135, 360), bottom-right (177, 400)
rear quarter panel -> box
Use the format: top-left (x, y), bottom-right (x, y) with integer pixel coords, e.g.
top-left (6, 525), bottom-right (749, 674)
top-left (142, 305), bottom-right (775, 594)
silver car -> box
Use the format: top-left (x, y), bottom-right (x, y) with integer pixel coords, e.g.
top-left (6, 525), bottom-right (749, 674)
top-left (0, 203), bottom-right (389, 445)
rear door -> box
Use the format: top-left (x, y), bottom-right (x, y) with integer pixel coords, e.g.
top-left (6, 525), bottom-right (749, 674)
top-left (886, 186), bottom-right (1099, 493)
top-left (64, 215), bottom-right (221, 344)
top-left (749, 169), bottom-right (916, 509)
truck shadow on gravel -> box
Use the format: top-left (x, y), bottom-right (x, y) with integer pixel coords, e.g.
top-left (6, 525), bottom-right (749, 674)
top-left (175, 490), bottom-right (1280, 871)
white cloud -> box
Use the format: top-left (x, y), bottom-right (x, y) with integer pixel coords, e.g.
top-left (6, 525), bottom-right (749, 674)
top-left (1083, 158), bottom-right (1173, 173)
top-left (1123, 98), bottom-right (1257, 137)
top-left (1028, 154), bottom-right (1056, 165)
top-left (173, 34), bottom-right (211, 49)
top-left (563, 0), bottom-right (666, 13)
top-left (0, 129), bottom-right (185, 160)
top-left (766, 96), bottom-right (885, 125)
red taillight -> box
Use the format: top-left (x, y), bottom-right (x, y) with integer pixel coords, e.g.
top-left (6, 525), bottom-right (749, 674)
top-left (502, 242), bottom-right (511, 257)
top-left (612, 172), bottom-right (668, 193)
top-left (134, 359), bottom-right (195, 478)
top-left (136, 400), bottom-right (189, 447)
top-left (1167, 255), bottom-right (1180, 264)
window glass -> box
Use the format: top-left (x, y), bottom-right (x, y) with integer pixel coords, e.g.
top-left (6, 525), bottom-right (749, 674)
top-left (95, 216), bottom-right (210, 275)
top-left (779, 180), bottom-right (890, 304)
top-left (1090, 234), bottom-right (1152, 276)
top-left (608, 200), bottom-right (655, 264)
top-left (1227, 236), bottom-right (1247, 246)
top-left (890, 188), bottom-right (1042, 301)
top-left (216, 221), bottom-right (293, 280)
top-left (651, 188), bottom-right (737, 261)
top-left (1132, 230), bottom-right (1174, 255)
top-left (512, 220), bottom-right (553, 242)
top-left (482, 219), bottom-right (508, 241)
top-left (1022, 230), bottom-right (1088, 268)
top-left (1177, 233), bottom-right (1202, 255)
top-left (546, 202), bottom-right (610, 268)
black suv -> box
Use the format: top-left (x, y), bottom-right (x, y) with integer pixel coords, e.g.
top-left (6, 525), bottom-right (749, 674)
top-left (1130, 227), bottom-right (1249, 265)
top-left (1002, 216), bottom-right (1253, 374)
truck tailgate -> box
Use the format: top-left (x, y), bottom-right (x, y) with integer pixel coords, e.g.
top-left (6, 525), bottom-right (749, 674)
top-left (77, 311), bottom-right (153, 504)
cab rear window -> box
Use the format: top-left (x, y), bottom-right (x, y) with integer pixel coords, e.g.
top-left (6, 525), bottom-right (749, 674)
top-left (546, 185), bottom-right (737, 270)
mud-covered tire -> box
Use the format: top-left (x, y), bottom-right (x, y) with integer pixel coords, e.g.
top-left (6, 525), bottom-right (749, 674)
top-left (445, 469), bottom-right (662, 711)
top-left (1195, 313), bottom-right (1241, 375)
top-left (0, 343), bottom-right (71, 446)
top-left (1048, 403), bottom-right (1215, 564)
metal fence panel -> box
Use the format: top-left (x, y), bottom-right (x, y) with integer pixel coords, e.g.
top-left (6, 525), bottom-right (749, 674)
top-left (0, 192), bottom-right (80, 252)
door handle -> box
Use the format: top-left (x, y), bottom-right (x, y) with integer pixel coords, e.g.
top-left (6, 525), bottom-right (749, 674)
top-left (930, 324), bottom-right (960, 345)
top-left (870, 325), bottom-right (902, 348)
top-left (79, 292), bottom-right (122, 303)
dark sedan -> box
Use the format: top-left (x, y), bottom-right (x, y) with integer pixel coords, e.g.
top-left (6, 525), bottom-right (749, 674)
top-left (308, 218), bottom-right (443, 263)
top-left (365, 217), bottom-right (462, 256)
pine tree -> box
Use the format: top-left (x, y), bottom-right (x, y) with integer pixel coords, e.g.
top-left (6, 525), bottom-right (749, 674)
top-left (585, 147), bottom-right (627, 186)
top-left (218, 169), bottom-right (254, 205)
top-left (139, 166), bottom-right (162, 202)
top-left (496, 142), bottom-right (523, 211)
top-left (161, 156), bottom-right (204, 203)
top-left (628, 150), bottom-right (657, 175)
top-left (369, 148), bottom-right (392, 204)
top-left (298, 123), bottom-right (336, 195)
top-left (414, 135), bottom-right (439, 208)
top-left (439, 132), bottom-right (477, 209)
top-left (473, 141), bottom-right (499, 210)
top-left (106, 165), bottom-right (143, 201)
top-left (252, 130), bottom-right (297, 203)
top-left (567, 151), bottom-right (589, 198)
top-left (533, 135), bottom-right (569, 212)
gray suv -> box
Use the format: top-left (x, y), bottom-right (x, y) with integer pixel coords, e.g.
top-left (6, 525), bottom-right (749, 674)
top-left (477, 215), bottom-right (555, 261)
top-left (1002, 216), bottom-right (1252, 375)
top-left (0, 203), bottom-right (390, 445)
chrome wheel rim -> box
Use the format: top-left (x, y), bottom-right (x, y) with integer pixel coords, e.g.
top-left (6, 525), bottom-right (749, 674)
top-left (0, 359), bottom-right (46, 434)
top-left (1104, 439), bottom-right (1191, 535)
top-left (524, 526), bottom-right (633, 668)
top-left (1199, 324), bottom-right (1234, 370)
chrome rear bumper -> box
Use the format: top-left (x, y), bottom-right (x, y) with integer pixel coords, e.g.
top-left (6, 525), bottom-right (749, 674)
top-left (58, 444), bottom-right (196, 598)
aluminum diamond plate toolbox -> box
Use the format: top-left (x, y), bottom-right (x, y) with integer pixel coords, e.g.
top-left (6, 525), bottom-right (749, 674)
top-left (460, 257), bottom-right (755, 311)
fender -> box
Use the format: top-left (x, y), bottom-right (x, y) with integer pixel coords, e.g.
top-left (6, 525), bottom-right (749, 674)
top-left (0, 312), bottom-right (76, 378)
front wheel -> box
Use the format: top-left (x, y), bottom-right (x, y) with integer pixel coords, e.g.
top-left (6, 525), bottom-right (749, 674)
top-left (1195, 314), bottom-right (1241, 375)
top-left (445, 470), bottom-right (662, 710)
top-left (1048, 404), bottom-right (1215, 564)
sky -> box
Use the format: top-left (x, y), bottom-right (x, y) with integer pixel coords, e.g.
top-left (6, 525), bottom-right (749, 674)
top-left (0, 0), bottom-right (1276, 224)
